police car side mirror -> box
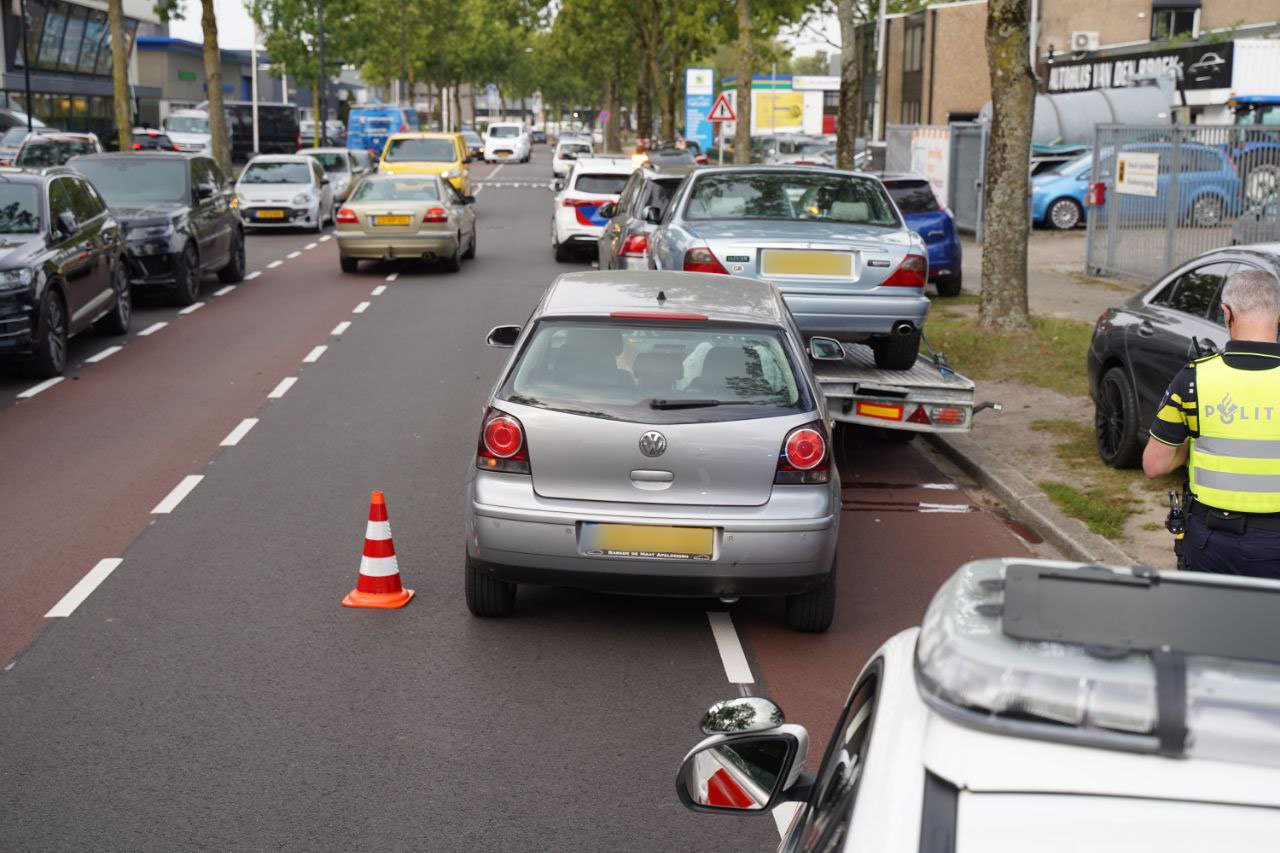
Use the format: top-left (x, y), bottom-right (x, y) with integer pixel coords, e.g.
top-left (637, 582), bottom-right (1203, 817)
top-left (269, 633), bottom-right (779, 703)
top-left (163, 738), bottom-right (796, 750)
top-left (676, 725), bottom-right (811, 815)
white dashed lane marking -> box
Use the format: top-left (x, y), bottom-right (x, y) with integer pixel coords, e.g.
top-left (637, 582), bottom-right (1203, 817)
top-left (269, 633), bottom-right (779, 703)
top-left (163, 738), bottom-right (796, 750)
top-left (17, 377), bottom-right (64, 398)
top-left (706, 611), bottom-right (754, 685)
top-left (178, 301), bottom-right (205, 315)
top-left (268, 376), bottom-right (297, 398)
top-left (138, 321), bottom-right (167, 336)
top-left (85, 346), bottom-right (122, 363)
top-left (305, 242), bottom-right (318, 250)
top-left (331, 321), bottom-right (351, 336)
top-left (45, 558), bottom-right (124, 618)
top-left (319, 235), bottom-right (331, 242)
top-left (303, 345), bottom-right (327, 363)
top-left (371, 285), bottom-right (386, 295)
top-left (219, 418), bottom-right (259, 447)
top-left (287, 251), bottom-right (301, 259)
top-left (246, 271), bottom-right (262, 280)
top-left (212, 285), bottom-right (236, 296)
top-left (353, 301), bottom-right (370, 314)
top-left (385, 272), bottom-right (398, 282)
top-left (267, 260), bottom-right (282, 269)
top-left (152, 475), bottom-right (203, 514)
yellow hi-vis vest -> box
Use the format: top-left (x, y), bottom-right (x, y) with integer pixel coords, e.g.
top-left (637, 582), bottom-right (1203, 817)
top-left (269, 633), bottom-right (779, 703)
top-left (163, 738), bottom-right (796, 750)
top-left (1189, 353), bottom-right (1280, 513)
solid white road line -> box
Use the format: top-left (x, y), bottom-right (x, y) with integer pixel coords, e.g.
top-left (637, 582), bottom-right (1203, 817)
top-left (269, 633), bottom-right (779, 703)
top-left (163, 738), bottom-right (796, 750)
top-left (268, 376), bottom-right (297, 398)
top-left (921, 483), bottom-right (960, 490)
top-left (331, 320), bottom-right (351, 336)
top-left (138, 321), bottom-right (167, 336)
top-left (287, 251), bottom-right (301, 259)
top-left (267, 260), bottom-right (283, 269)
top-left (384, 272), bottom-right (398, 282)
top-left (152, 475), bottom-right (203, 514)
top-left (303, 345), bottom-right (327, 363)
top-left (319, 234), bottom-right (331, 242)
top-left (353, 301), bottom-right (370, 313)
top-left (219, 418), bottom-right (259, 447)
top-left (706, 611), bottom-right (754, 684)
top-left (178, 301), bottom-right (205, 315)
top-left (305, 242), bottom-right (318, 250)
top-left (371, 284), bottom-right (386, 295)
top-left (919, 502), bottom-right (972, 514)
top-left (45, 558), bottom-right (124, 618)
top-left (17, 376), bottom-right (64, 398)
top-left (85, 345), bottom-right (123, 363)
top-left (245, 271), bottom-right (262, 280)
top-left (212, 285), bottom-right (236, 296)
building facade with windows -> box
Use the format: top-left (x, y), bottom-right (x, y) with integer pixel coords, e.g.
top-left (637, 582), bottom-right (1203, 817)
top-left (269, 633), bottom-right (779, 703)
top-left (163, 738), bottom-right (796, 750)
top-left (0, 0), bottom-right (161, 133)
top-left (135, 37), bottom-right (285, 126)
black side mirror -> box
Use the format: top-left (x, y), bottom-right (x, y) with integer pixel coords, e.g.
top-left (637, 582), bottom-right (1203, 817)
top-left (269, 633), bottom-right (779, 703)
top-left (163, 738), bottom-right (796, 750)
top-left (643, 205), bottom-right (662, 224)
top-left (321, 177), bottom-right (330, 187)
top-left (486, 325), bottom-right (521, 348)
top-left (56, 210), bottom-right (77, 237)
top-left (597, 201), bottom-right (617, 218)
top-left (463, 195), bottom-right (476, 205)
top-left (1189, 336), bottom-right (1220, 358)
top-left (195, 181), bottom-right (216, 200)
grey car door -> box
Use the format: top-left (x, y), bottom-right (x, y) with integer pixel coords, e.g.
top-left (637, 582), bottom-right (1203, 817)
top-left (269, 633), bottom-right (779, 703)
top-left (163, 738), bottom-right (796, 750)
top-left (443, 179), bottom-right (474, 245)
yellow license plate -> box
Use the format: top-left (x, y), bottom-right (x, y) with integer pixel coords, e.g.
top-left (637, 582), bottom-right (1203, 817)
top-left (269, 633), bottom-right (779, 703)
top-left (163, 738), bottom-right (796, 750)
top-left (581, 523), bottom-right (713, 560)
top-left (760, 250), bottom-right (852, 277)
top-left (373, 215), bottom-right (411, 226)
top-left (256, 209), bottom-right (285, 220)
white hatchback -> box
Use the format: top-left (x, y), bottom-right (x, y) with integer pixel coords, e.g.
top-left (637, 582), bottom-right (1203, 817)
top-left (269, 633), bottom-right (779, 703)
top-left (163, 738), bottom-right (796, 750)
top-left (235, 155), bottom-right (335, 232)
top-left (551, 156), bottom-right (634, 262)
top-left (552, 139), bottom-right (592, 178)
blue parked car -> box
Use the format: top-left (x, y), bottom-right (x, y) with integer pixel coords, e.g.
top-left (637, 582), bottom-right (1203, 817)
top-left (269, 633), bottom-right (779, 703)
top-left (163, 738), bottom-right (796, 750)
top-left (1032, 144), bottom-right (1242, 230)
top-left (878, 173), bottom-right (962, 297)
top-left (346, 105), bottom-right (419, 161)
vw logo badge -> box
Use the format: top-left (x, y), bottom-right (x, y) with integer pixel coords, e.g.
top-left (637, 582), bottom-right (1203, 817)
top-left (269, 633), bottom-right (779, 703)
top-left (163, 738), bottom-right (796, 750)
top-left (639, 431), bottom-right (667, 458)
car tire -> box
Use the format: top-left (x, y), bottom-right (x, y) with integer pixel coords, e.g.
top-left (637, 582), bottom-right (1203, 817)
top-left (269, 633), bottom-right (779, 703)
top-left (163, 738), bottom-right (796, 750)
top-left (462, 228), bottom-right (476, 259)
top-left (1095, 366), bottom-right (1142, 469)
top-left (871, 329), bottom-right (920, 370)
top-left (1190, 195), bottom-right (1224, 228)
top-left (340, 255), bottom-right (358, 274)
top-left (1047, 197), bottom-right (1083, 230)
top-left (442, 236), bottom-right (463, 273)
top-left (171, 242), bottom-right (201, 306)
top-left (29, 287), bottom-right (68, 379)
top-left (217, 228), bottom-right (246, 283)
top-left (785, 561), bottom-right (836, 633)
top-left (465, 555), bottom-right (516, 617)
top-left (934, 271), bottom-right (962, 298)
top-left (312, 208), bottom-right (324, 234)
top-left (93, 260), bottom-right (131, 336)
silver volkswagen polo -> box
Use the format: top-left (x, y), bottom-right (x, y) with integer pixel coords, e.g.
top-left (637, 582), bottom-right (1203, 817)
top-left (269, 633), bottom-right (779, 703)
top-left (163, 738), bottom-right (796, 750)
top-left (465, 270), bottom-right (840, 632)
top-left (648, 166), bottom-right (930, 370)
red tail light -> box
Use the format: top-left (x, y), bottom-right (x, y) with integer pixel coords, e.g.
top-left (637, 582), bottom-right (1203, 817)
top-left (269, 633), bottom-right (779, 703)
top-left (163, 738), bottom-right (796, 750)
top-left (620, 234), bottom-right (648, 257)
top-left (683, 247), bottom-right (728, 274)
top-left (775, 422), bottom-right (830, 484)
top-left (131, 143), bottom-right (142, 150)
top-left (423, 207), bottom-right (448, 223)
top-left (335, 207), bottom-right (358, 224)
top-left (882, 254), bottom-right (928, 288)
top-left (476, 410), bottom-right (530, 474)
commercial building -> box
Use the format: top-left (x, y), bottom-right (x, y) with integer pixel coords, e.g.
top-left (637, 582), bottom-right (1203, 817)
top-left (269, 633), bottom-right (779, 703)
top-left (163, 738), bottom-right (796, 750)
top-left (135, 37), bottom-right (285, 126)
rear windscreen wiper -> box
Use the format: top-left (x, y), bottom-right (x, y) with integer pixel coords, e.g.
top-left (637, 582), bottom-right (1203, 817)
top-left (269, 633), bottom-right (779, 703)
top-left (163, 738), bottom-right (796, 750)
top-left (650, 398), bottom-right (722, 410)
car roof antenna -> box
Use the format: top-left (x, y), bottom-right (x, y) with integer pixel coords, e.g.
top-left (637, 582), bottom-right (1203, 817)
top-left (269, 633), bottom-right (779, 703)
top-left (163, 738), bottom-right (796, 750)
top-left (657, 290), bottom-right (666, 304)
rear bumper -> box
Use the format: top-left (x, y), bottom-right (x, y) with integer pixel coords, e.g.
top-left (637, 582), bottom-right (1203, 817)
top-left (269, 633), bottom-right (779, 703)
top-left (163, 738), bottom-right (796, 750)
top-left (782, 290), bottom-right (931, 339)
top-left (926, 243), bottom-right (961, 279)
top-left (241, 205), bottom-right (316, 227)
top-left (337, 232), bottom-right (458, 259)
top-left (465, 472), bottom-right (838, 597)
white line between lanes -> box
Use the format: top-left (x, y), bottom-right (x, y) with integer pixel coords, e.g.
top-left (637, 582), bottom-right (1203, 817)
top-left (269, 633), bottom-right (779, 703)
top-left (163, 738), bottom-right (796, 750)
top-left (371, 284), bottom-right (386, 295)
top-left (212, 285), bottom-right (236, 296)
top-left (353, 301), bottom-right (370, 313)
top-left (246, 271), bottom-right (262, 280)
top-left (85, 345), bottom-right (123, 363)
top-left (331, 320), bottom-right (351, 335)
top-left (138, 321), bottom-right (167, 336)
top-left (45, 558), bottom-right (124, 618)
top-left (17, 376), bottom-right (64, 398)
top-left (152, 475), bottom-right (203, 514)
top-left (287, 251), bottom-right (301, 259)
top-left (305, 242), bottom-right (318, 250)
top-left (220, 418), bottom-right (259, 447)
top-left (706, 611), bottom-right (754, 684)
top-left (267, 260), bottom-right (283, 269)
top-left (268, 376), bottom-right (297, 398)
top-left (178, 301), bottom-right (205, 315)
top-left (303, 345), bottom-right (327, 363)
top-left (319, 235), bottom-right (331, 242)
top-left (385, 272), bottom-right (398, 282)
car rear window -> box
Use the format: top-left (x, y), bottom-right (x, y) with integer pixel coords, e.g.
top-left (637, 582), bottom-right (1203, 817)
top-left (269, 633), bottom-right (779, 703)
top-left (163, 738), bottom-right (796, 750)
top-left (306, 152), bottom-right (349, 172)
top-left (500, 320), bottom-right (811, 424)
top-left (490, 126), bottom-right (521, 138)
top-left (240, 161), bottom-right (311, 183)
top-left (385, 138), bottom-right (455, 162)
top-left (686, 171), bottom-right (900, 226)
top-left (350, 178), bottom-right (440, 202)
top-left (559, 143), bottom-right (591, 156)
top-left (0, 184), bottom-right (40, 233)
top-left (575, 173), bottom-right (629, 195)
top-left (884, 180), bottom-right (940, 214)
top-left (17, 140), bottom-right (96, 167)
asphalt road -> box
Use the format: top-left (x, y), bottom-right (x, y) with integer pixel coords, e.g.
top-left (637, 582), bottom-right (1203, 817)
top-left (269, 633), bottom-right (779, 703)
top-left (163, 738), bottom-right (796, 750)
top-left (0, 150), bottom-right (1050, 850)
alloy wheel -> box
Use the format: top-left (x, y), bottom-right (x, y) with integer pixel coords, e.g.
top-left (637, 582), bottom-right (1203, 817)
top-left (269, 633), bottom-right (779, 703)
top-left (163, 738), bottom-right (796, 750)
top-left (46, 294), bottom-right (66, 372)
top-left (1095, 376), bottom-right (1126, 459)
top-left (1049, 199), bottom-right (1080, 230)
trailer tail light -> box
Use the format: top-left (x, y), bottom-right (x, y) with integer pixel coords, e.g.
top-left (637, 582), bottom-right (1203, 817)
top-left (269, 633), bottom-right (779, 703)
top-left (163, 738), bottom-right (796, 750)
top-left (335, 207), bottom-right (359, 224)
top-left (683, 247), bottom-right (728, 274)
top-left (477, 409), bottom-right (529, 474)
top-left (882, 254), bottom-right (928, 288)
top-left (423, 207), bottom-right (448, 223)
top-left (1087, 182), bottom-right (1106, 207)
top-left (775, 422), bottom-right (830, 484)
top-left (930, 406), bottom-right (966, 426)
top-left (907, 405), bottom-right (932, 425)
top-left (856, 401), bottom-right (904, 421)
top-left (620, 234), bottom-right (648, 257)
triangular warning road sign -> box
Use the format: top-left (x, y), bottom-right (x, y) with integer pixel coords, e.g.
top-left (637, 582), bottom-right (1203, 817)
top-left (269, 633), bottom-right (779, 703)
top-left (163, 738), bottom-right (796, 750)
top-left (707, 93), bottom-right (736, 122)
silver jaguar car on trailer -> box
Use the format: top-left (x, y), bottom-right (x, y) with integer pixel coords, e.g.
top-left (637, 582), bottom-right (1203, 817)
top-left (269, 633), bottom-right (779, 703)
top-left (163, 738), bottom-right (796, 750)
top-left (464, 270), bottom-right (841, 632)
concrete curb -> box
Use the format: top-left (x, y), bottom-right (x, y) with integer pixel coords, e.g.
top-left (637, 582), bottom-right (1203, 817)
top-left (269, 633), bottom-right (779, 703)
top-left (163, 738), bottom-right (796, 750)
top-left (927, 432), bottom-right (1136, 566)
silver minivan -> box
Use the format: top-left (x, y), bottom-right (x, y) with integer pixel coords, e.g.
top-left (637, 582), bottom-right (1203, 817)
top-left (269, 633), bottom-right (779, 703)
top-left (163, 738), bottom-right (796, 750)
top-left (465, 270), bottom-right (841, 632)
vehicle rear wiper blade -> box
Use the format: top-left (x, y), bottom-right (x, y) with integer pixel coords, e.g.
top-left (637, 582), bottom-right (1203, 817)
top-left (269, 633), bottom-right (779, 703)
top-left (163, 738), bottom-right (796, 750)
top-left (650, 398), bottom-right (722, 410)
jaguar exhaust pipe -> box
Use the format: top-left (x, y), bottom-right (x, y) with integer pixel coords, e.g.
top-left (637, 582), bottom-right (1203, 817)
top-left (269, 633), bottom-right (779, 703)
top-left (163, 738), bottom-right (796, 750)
top-left (892, 321), bottom-right (915, 336)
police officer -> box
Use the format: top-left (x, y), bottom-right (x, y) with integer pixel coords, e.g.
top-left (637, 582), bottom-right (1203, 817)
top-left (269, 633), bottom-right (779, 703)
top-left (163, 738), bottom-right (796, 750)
top-left (1144, 268), bottom-right (1280, 578)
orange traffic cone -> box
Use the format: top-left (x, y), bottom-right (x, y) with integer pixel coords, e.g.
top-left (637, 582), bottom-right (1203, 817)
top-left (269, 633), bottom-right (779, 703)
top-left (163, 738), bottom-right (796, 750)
top-left (342, 490), bottom-right (415, 609)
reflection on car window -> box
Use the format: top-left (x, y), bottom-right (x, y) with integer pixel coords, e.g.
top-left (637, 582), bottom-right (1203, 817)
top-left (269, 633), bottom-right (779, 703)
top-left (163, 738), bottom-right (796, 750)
top-left (686, 172), bottom-right (899, 225)
top-left (349, 178), bottom-right (440, 202)
top-left (1167, 263), bottom-right (1233, 318)
top-left (17, 140), bottom-right (94, 167)
top-left (240, 162), bottom-right (312, 184)
top-left (385, 138), bottom-right (456, 162)
top-left (74, 159), bottom-right (188, 204)
top-left (0, 185), bottom-right (40, 233)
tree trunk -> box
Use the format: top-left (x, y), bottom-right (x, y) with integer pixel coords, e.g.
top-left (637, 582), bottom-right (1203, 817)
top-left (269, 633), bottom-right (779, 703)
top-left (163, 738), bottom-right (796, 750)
top-left (663, 67), bottom-right (679, 142)
top-left (978, 0), bottom-right (1035, 331)
top-left (606, 59), bottom-right (622, 151)
top-left (454, 84), bottom-right (462, 133)
top-left (200, 0), bottom-right (229, 169)
top-left (107, 0), bottom-right (130, 152)
top-left (733, 0), bottom-right (753, 164)
top-left (314, 74), bottom-right (324, 145)
top-left (835, 0), bottom-right (864, 170)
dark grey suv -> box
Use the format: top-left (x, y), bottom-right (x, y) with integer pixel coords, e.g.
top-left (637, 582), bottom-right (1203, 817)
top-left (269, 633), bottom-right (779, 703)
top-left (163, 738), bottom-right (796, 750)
top-left (0, 167), bottom-right (131, 377)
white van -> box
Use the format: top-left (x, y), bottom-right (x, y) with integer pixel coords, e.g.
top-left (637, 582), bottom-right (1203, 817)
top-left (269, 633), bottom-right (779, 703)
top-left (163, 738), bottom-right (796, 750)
top-left (483, 122), bottom-right (530, 164)
top-left (162, 109), bottom-right (216, 154)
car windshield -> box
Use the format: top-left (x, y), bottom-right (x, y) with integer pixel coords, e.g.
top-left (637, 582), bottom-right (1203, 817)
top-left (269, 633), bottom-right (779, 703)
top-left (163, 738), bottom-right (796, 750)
top-left (1, 128), bottom-right (28, 145)
top-left (1052, 152), bottom-right (1094, 176)
top-left (16, 141), bottom-right (95, 167)
top-left (240, 161), bottom-right (311, 184)
top-left (574, 173), bottom-right (628, 195)
top-left (73, 159), bottom-right (188, 204)
top-left (559, 143), bottom-right (591, 156)
top-left (885, 180), bottom-right (941, 214)
top-left (306, 152), bottom-right (349, 172)
top-left (349, 178), bottom-right (440, 202)
top-left (0, 184), bottom-right (40, 233)
top-left (385, 138), bottom-right (455, 162)
top-left (501, 320), bottom-right (809, 424)
top-left (165, 116), bottom-right (208, 134)
top-left (490, 126), bottom-right (521, 138)
top-left (686, 172), bottom-right (900, 225)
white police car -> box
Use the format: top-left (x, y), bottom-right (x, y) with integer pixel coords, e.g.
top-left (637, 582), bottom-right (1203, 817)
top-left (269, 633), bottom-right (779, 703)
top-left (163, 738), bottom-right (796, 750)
top-left (677, 558), bottom-right (1280, 851)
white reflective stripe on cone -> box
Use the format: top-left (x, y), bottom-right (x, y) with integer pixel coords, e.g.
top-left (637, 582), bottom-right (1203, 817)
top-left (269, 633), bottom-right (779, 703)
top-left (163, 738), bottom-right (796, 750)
top-left (365, 520), bottom-right (392, 541)
top-left (359, 554), bottom-right (400, 577)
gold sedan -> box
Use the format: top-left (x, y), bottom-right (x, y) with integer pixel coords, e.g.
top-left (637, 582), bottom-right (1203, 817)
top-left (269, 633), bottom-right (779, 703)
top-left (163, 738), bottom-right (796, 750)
top-left (335, 174), bottom-right (477, 273)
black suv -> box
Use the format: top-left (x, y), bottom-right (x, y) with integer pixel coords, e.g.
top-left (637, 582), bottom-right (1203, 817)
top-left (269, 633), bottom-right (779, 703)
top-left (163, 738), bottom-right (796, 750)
top-left (0, 167), bottom-right (131, 377)
top-left (70, 152), bottom-right (244, 305)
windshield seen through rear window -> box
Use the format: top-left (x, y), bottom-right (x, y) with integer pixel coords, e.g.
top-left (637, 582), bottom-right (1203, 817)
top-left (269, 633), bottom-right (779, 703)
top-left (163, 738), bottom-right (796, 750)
top-left (685, 172), bottom-right (899, 225)
top-left (501, 320), bottom-right (809, 424)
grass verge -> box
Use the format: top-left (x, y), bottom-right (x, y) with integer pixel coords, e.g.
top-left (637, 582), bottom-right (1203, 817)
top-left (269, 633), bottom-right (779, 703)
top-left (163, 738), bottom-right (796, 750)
top-left (1039, 481), bottom-right (1136, 539)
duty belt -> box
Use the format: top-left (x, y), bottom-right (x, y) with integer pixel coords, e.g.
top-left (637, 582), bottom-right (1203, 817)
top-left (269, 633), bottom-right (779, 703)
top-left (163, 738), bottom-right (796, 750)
top-left (1189, 500), bottom-right (1280, 533)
